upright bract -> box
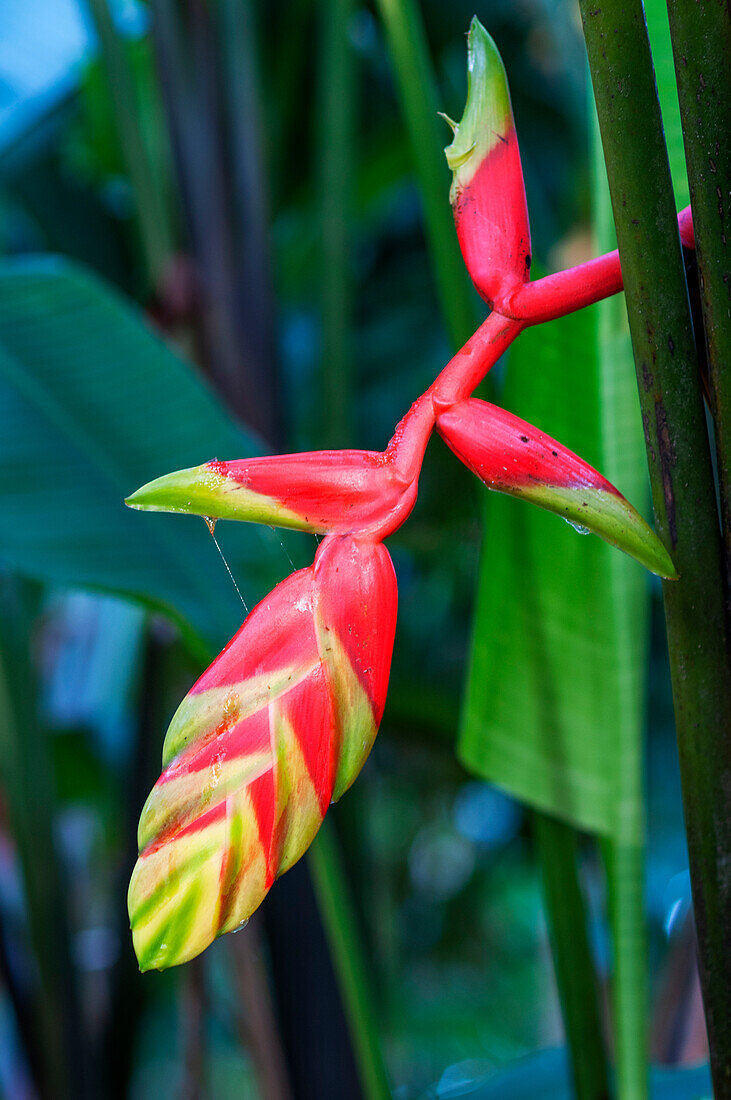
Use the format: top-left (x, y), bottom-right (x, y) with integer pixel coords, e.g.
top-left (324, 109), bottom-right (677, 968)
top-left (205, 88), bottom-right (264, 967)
top-left (443, 17), bottom-right (531, 308)
top-left (129, 535), bottom-right (397, 970)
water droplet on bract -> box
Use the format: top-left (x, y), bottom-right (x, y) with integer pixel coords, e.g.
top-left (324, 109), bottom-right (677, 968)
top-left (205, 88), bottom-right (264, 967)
top-left (203, 515), bottom-right (217, 534)
top-left (232, 918), bottom-right (249, 933)
top-left (564, 518), bottom-right (590, 535)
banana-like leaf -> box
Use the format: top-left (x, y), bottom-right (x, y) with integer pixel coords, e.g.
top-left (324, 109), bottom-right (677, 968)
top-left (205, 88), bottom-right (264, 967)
top-left (459, 297), bottom-right (648, 842)
top-left (0, 256), bottom-right (281, 650)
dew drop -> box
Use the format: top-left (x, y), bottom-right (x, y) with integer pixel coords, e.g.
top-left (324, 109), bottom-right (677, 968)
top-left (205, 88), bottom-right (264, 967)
top-left (564, 518), bottom-right (591, 535)
top-left (203, 515), bottom-right (217, 534)
top-left (232, 918), bottom-right (249, 934)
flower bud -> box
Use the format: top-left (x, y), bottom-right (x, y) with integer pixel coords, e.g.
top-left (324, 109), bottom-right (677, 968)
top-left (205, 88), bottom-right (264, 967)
top-left (443, 18), bottom-right (531, 308)
top-left (128, 534), bottom-right (397, 970)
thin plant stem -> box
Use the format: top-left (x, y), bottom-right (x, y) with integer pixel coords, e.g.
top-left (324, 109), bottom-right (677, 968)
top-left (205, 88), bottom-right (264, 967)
top-left (593, 109), bottom-right (649, 1100)
top-left (534, 815), bottom-right (610, 1100)
top-left (665, 0), bottom-right (731, 606)
top-left (602, 840), bottom-right (647, 1099)
top-left (308, 821), bottom-right (391, 1100)
top-left (579, 1), bottom-right (731, 1090)
top-left (374, 0), bottom-right (477, 348)
top-left (0, 581), bottom-right (82, 1100)
top-left (318, 0), bottom-right (355, 447)
top-left (84, 0), bottom-right (174, 289)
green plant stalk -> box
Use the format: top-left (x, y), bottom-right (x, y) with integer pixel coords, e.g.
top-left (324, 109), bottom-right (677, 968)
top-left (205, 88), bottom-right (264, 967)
top-left (376, 3), bottom-right (608, 1088)
top-left (374, 0), bottom-right (476, 348)
top-left (0, 582), bottom-right (80, 1099)
top-left (602, 841), bottom-right (646, 1099)
top-left (665, 0), bottom-right (731, 602)
top-left (308, 822), bottom-right (391, 1100)
top-left (593, 113), bottom-right (648, 1100)
top-left (579, 2), bottom-right (731, 1091)
top-left (319, 0), bottom-right (355, 447)
top-left (534, 815), bottom-right (610, 1100)
top-left (84, 0), bottom-right (174, 289)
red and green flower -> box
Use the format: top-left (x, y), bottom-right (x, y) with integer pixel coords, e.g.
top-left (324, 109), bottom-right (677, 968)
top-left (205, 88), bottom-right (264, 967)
top-left (126, 16), bottom-right (686, 971)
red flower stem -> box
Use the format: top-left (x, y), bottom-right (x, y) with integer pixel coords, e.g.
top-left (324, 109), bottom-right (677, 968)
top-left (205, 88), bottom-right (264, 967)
top-left (498, 205), bottom-right (694, 325)
top-left (384, 312), bottom-right (523, 484)
top-left (376, 206), bottom-right (695, 539)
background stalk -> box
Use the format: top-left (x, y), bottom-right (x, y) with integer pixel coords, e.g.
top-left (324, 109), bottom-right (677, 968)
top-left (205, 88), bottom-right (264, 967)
top-left (318, 0), bottom-right (355, 447)
top-left (0, 581), bottom-right (81, 1100)
top-left (374, 0), bottom-right (476, 347)
top-left (579, 1), bottom-right (731, 1090)
top-left (84, 0), bottom-right (174, 290)
top-left (665, 0), bottom-right (731, 604)
top-left (309, 823), bottom-right (391, 1100)
top-left (534, 816), bottom-right (609, 1100)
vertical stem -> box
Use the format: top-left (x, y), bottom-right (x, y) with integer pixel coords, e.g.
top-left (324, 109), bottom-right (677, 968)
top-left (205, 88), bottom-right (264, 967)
top-left (665, 0), bottom-right (731, 602)
top-left (602, 841), bottom-right (647, 1099)
top-left (229, 918), bottom-right (293, 1100)
top-left (308, 821), bottom-right (391, 1100)
top-left (593, 112), bottom-right (649, 1100)
top-left (319, 0), bottom-right (355, 447)
top-left (534, 815), bottom-right (610, 1100)
top-left (579, 3), bottom-right (731, 1092)
top-left (217, 0), bottom-right (282, 445)
top-left (83, 0), bottom-right (174, 289)
top-left (373, 0), bottom-right (477, 348)
top-left (0, 581), bottom-right (81, 1100)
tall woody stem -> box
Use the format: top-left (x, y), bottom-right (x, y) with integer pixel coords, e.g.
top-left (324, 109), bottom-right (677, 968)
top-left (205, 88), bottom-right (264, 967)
top-left (579, 1), bottom-right (731, 1091)
top-left (665, 0), bottom-right (731, 608)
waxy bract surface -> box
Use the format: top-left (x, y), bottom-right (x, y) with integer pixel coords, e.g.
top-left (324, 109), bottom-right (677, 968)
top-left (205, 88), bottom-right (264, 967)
top-left (126, 450), bottom-right (410, 534)
top-left (437, 399), bottom-right (676, 578)
top-left (129, 535), bottom-right (397, 970)
top-left (444, 18), bottom-right (531, 307)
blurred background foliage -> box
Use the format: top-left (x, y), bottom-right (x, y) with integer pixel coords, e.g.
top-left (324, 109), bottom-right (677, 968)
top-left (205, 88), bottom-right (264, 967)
top-left (0, 0), bottom-right (710, 1097)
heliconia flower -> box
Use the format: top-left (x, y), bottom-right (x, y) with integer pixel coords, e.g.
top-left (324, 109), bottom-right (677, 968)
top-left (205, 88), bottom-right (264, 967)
top-left (125, 450), bottom-right (412, 535)
top-left (436, 398), bottom-right (677, 578)
top-left (128, 534), bottom-right (397, 971)
top-left (442, 17), bottom-right (531, 308)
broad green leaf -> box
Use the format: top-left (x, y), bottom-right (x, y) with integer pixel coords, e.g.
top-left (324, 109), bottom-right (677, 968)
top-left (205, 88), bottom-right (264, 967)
top-left (459, 295), bottom-right (647, 842)
top-left (0, 256), bottom-right (282, 651)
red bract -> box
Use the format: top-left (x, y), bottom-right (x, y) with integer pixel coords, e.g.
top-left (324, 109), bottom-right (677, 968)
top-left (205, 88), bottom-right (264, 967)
top-left (437, 398), bottom-right (676, 577)
top-left (129, 534), bottom-right (396, 970)
top-left (126, 449), bottom-right (414, 536)
top-left (444, 18), bottom-right (531, 307)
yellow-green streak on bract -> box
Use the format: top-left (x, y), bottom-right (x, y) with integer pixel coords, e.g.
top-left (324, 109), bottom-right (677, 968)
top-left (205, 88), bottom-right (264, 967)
top-left (271, 704), bottom-right (324, 874)
top-left (161, 663), bottom-right (317, 767)
top-left (493, 479), bottom-right (677, 578)
top-left (443, 17), bottom-right (513, 200)
top-left (316, 615), bottom-right (378, 802)
top-left (125, 464), bottom-right (312, 530)
top-left (136, 750), bottom-right (271, 852)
